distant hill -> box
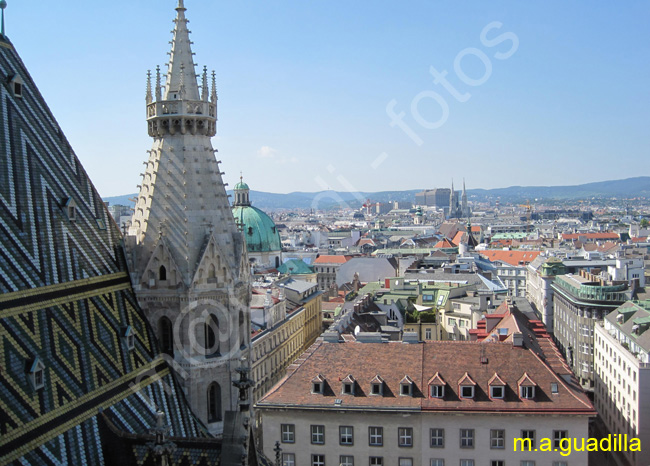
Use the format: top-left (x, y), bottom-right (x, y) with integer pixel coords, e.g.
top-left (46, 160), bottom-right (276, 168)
top-left (103, 176), bottom-right (650, 211)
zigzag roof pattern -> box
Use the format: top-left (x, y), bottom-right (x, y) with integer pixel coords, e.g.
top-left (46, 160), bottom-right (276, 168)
top-left (0, 31), bottom-right (223, 465)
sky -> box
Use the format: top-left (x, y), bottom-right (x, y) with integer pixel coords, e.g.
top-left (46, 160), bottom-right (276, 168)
top-left (7, 1), bottom-right (650, 197)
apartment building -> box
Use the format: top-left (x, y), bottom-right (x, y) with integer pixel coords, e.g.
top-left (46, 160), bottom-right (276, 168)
top-left (314, 255), bottom-right (351, 291)
top-left (594, 301), bottom-right (650, 466)
top-left (257, 339), bottom-right (594, 465)
top-left (526, 256), bottom-right (566, 331)
top-left (552, 271), bottom-right (630, 390)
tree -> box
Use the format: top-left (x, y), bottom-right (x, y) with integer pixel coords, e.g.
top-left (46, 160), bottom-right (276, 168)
top-left (641, 218), bottom-right (649, 229)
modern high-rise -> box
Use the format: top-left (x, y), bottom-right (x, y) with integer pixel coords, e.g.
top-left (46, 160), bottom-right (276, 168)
top-left (126, 0), bottom-right (251, 434)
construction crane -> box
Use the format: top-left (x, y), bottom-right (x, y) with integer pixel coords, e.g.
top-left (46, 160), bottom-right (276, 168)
top-left (518, 200), bottom-right (532, 223)
top-left (362, 198), bottom-right (376, 215)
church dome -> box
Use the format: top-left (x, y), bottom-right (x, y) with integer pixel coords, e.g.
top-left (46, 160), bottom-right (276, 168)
top-left (232, 175), bottom-right (281, 254)
top-left (232, 205), bottom-right (282, 253)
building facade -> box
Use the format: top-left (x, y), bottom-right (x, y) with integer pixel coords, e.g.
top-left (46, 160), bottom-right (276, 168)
top-left (257, 340), bottom-right (594, 465)
top-left (552, 272), bottom-right (629, 390)
top-left (314, 255), bottom-right (350, 291)
top-left (526, 256), bottom-right (566, 331)
top-left (594, 301), bottom-right (650, 466)
top-left (125, 1), bottom-right (251, 434)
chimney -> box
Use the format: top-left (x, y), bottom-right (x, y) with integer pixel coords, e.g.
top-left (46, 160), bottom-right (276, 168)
top-left (512, 332), bottom-right (524, 347)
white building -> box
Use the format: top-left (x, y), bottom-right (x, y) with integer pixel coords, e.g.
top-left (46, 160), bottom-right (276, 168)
top-left (257, 339), bottom-right (595, 466)
top-left (594, 301), bottom-right (650, 466)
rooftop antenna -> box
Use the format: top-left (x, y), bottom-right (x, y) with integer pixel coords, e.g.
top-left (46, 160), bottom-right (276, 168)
top-left (0, 0), bottom-right (7, 37)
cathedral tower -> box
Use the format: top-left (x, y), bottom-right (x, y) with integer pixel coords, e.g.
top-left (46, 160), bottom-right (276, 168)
top-left (126, 0), bottom-right (251, 434)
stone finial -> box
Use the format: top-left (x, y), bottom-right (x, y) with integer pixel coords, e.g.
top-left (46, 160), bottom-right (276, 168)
top-left (211, 70), bottom-right (217, 103)
top-left (201, 65), bottom-right (208, 101)
top-left (146, 70), bottom-right (152, 104)
top-left (155, 65), bottom-right (162, 100)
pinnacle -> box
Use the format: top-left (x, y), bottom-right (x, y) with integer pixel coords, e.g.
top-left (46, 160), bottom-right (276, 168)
top-left (164, 0), bottom-right (199, 101)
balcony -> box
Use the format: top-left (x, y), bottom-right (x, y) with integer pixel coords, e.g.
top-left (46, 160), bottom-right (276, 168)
top-left (147, 100), bottom-right (216, 119)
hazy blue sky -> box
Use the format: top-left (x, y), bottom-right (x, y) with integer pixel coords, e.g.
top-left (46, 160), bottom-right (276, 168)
top-left (7, 1), bottom-right (650, 196)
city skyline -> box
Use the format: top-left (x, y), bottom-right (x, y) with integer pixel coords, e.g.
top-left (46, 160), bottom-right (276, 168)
top-left (8, 0), bottom-right (650, 197)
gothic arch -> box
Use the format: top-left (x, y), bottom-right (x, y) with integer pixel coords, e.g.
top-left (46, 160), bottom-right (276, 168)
top-left (204, 314), bottom-right (220, 357)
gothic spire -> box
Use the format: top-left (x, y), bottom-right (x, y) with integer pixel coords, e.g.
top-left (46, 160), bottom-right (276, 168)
top-left (165, 0), bottom-right (199, 100)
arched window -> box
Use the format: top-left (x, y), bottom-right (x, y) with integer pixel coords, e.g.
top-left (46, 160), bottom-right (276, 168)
top-left (208, 264), bottom-right (216, 279)
top-left (207, 382), bottom-right (222, 423)
top-left (204, 314), bottom-right (219, 357)
top-left (275, 256), bottom-right (280, 268)
top-left (159, 316), bottom-right (174, 356)
top-left (159, 265), bottom-right (167, 281)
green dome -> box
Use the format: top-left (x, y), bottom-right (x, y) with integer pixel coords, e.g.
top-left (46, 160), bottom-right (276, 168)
top-left (232, 205), bottom-right (282, 253)
top-left (234, 180), bottom-right (250, 190)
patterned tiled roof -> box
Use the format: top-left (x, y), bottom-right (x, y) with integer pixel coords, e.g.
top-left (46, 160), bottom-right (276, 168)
top-left (0, 32), bottom-right (221, 465)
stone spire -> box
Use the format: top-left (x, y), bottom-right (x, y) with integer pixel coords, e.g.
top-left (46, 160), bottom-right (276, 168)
top-left (126, 1), bottom-right (251, 435)
top-left (462, 178), bottom-right (468, 217)
top-left (449, 180), bottom-right (455, 218)
top-left (165, 0), bottom-right (200, 101)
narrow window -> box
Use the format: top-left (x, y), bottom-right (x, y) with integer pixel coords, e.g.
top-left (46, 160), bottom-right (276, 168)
top-left (159, 265), bottom-right (167, 281)
top-left (207, 382), bottom-right (222, 422)
top-left (159, 316), bottom-right (174, 356)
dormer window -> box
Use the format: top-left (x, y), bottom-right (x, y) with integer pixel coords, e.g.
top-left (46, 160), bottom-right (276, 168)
top-left (311, 374), bottom-right (325, 394)
top-left (122, 326), bottom-right (135, 351)
top-left (370, 375), bottom-right (384, 396)
top-left (341, 374), bottom-right (355, 395)
top-left (458, 372), bottom-right (477, 399)
top-left (430, 385), bottom-right (445, 398)
top-left (428, 372), bottom-right (446, 398)
top-left (63, 198), bottom-right (78, 222)
top-left (490, 385), bottom-right (504, 398)
top-left (488, 373), bottom-right (506, 399)
top-left (28, 357), bottom-right (45, 390)
top-left (400, 375), bottom-right (414, 396)
top-left (9, 75), bottom-right (24, 98)
top-left (460, 385), bottom-right (474, 398)
top-left (518, 373), bottom-right (537, 400)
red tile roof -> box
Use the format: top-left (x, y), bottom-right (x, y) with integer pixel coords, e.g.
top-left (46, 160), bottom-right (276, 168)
top-left (434, 239), bottom-right (456, 249)
top-left (478, 250), bottom-right (542, 267)
top-left (313, 255), bottom-right (351, 264)
top-left (258, 340), bottom-right (594, 415)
